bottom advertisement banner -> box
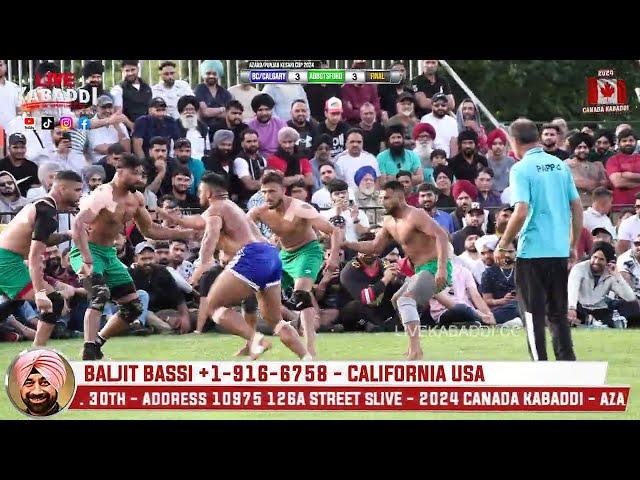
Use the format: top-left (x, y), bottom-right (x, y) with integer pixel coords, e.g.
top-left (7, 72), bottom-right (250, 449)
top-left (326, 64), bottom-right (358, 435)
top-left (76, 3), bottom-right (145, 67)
top-left (69, 386), bottom-right (629, 412)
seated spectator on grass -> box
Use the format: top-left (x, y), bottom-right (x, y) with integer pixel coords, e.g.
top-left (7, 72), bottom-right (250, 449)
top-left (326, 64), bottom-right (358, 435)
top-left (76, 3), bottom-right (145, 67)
top-left (449, 179), bottom-right (477, 231)
top-left (313, 247), bottom-right (349, 332)
top-left (592, 227), bottom-right (614, 245)
top-left (616, 233), bottom-right (640, 326)
top-left (233, 129), bottom-right (267, 208)
top-left (26, 161), bottom-right (61, 202)
top-left (176, 95), bottom-right (210, 160)
top-left (173, 138), bottom-right (206, 197)
top-left (248, 93), bottom-right (288, 158)
top-left (471, 234), bottom-right (497, 285)
top-left (169, 166), bottom-right (200, 209)
top-left (616, 192), bottom-right (640, 256)
top-left (335, 129), bottom-right (380, 190)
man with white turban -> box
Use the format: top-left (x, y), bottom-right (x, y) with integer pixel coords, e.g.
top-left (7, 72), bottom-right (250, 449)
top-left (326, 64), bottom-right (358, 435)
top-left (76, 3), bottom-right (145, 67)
top-left (194, 60), bottom-right (233, 129)
top-left (13, 349), bottom-right (68, 416)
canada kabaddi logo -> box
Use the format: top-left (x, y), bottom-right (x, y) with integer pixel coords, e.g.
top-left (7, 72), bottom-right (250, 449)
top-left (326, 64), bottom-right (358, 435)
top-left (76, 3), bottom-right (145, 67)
top-left (583, 69), bottom-right (630, 113)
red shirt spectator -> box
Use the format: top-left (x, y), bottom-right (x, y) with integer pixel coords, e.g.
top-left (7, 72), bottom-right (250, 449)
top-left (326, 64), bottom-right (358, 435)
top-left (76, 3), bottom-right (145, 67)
top-left (606, 151), bottom-right (640, 210)
top-left (576, 227), bottom-right (593, 260)
top-left (267, 154), bottom-right (313, 177)
top-left (341, 84), bottom-right (381, 123)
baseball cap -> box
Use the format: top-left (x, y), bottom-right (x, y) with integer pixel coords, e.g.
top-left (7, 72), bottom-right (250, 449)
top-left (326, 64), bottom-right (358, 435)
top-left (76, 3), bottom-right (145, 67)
top-left (97, 94), bottom-right (114, 107)
top-left (499, 205), bottom-right (514, 213)
top-left (134, 241), bottom-right (156, 255)
top-left (397, 92), bottom-right (415, 104)
top-left (469, 202), bottom-right (483, 214)
top-left (150, 97), bottom-right (167, 108)
top-left (8, 133), bottom-right (26, 146)
top-left (174, 138), bottom-right (191, 149)
top-left (325, 97), bottom-right (343, 113)
top-left (431, 92), bottom-right (448, 103)
top-left (591, 227), bottom-right (612, 237)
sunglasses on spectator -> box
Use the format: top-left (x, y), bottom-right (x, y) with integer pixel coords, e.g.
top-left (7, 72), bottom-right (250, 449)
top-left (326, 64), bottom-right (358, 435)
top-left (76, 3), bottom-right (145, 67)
top-left (634, 242), bottom-right (640, 247)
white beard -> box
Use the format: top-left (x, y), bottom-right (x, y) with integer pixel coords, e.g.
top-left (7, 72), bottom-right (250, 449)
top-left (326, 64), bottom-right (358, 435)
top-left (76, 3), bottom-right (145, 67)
top-left (414, 142), bottom-right (433, 165)
top-left (180, 114), bottom-right (198, 130)
top-left (360, 185), bottom-right (376, 196)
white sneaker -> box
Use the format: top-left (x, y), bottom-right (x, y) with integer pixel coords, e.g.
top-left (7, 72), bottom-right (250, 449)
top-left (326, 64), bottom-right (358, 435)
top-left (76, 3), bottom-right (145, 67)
top-left (590, 319), bottom-right (609, 329)
top-left (501, 317), bottom-right (523, 328)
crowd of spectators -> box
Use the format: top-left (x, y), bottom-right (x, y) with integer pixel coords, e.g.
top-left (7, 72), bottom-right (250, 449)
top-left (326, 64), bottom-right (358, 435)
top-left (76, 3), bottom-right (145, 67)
top-left (1, 58), bottom-right (640, 341)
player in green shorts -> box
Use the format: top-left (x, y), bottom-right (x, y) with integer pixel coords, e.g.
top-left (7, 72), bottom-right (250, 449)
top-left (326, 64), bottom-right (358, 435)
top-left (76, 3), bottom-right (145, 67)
top-left (249, 170), bottom-right (342, 359)
top-left (343, 180), bottom-right (451, 360)
top-left (71, 152), bottom-right (193, 360)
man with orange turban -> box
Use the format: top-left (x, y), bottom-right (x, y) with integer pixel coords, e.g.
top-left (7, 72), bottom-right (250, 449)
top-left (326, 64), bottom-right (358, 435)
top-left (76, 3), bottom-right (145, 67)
top-left (13, 349), bottom-right (67, 416)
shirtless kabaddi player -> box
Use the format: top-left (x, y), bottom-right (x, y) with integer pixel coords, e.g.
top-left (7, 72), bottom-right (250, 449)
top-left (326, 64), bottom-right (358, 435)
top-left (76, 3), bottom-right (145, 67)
top-left (187, 172), bottom-right (310, 360)
top-left (342, 180), bottom-right (451, 360)
top-left (71, 154), bottom-right (193, 360)
top-left (248, 171), bottom-right (342, 359)
top-left (0, 171), bottom-right (83, 346)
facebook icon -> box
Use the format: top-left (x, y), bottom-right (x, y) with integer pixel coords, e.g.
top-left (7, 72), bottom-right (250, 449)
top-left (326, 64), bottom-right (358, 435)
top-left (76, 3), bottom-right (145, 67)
top-left (78, 116), bottom-right (91, 130)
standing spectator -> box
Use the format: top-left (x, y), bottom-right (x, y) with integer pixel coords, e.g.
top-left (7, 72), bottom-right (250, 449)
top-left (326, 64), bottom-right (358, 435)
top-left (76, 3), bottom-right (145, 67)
top-left (262, 83), bottom-right (309, 122)
top-left (26, 161), bottom-right (61, 201)
top-left (81, 165), bottom-right (106, 196)
top-left (496, 118), bottom-right (583, 361)
top-left (606, 128), bottom-right (640, 212)
top-left (202, 130), bottom-right (243, 202)
top-left (311, 162), bottom-right (356, 210)
top-left (208, 100), bottom-right (247, 158)
top-left (309, 134), bottom-right (333, 193)
top-left (151, 61), bottom-right (194, 120)
top-left (266, 127), bottom-right (314, 189)
top-left (0, 133), bottom-right (39, 197)
top-left (475, 167), bottom-right (503, 209)
top-left (317, 97), bottom-right (351, 159)
top-left (96, 143), bottom-right (124, 182)
top-left (448, 129), bottom-right (489, 182)
top-left (385, 92), bottom-right (419, 146)
top-left (455, 98), bottom-right (488, 154)
top-left (480, 239), bottom-right (523, 327)
top-left (417, 182), bottom-right (455, 234)
top-left (176, 95), bottom-right (210, 161)
top-left (379, 61), bottom-right (414, 120)
top-left (47, 127), bottom-right (88, 174)
top-left (412, 122), bottom-right (437, 183)
top-left (485, 129), bottom-right (515, 193)
top-left (358, 102), bottom-right (386, 156)
top-left (320, 179), bottom-right (369, 243)
top-left (551, 118), bottom-right (570, 151)
top-left (145, 136), bottom-right (177, 197)
top-left (616, 192), bottom-right (640, 256)
top-left (433, 165), bottom-right (456, 209)
top-left (341, 61), bottom-right (381, 124)
top-left (303, 60), bottom-right (342, 122)
top-left (583, 187), bottom-right (616, 241)
top-left (0, 59), bottom-right (21, 131)
top-left (540, 123), bottom-right (569, 160)
top-left (565, 132), bottom-right (608, 206)
top-left (87, 95), bottom-right (130, 163)
top-left (568, 242), bottom-right (635, 328)
top-left (352, 165), bottom-right (380, 225)
top-left (169, 166), bottom-right (200, 209)
top-left (79, 60), bottom-right (106, 99)
top-left (233, 129), bottom-right (266, 208)
top-left (227, 61), bottom-right (260, 121)
top-left (247, 93), bottom-right (288, 159)
top-left (376, 125), bottom-right (423, 186)
top-left (110, 60), bottom-right (153, 131)
top-left (589, 129), bottom-right (616, 165)
top-left (132, 97), bottom-right (181, 159)
top-left (455, 226), bottom-right (484, 265)
top-left (411, 60), bottom-right (455, 119)
top-left (287, 99), bottom-right (318, 158)
top-left (0, 171), bottom-right (28, 224)
top-left (194, 60), bottom-right (232, 129)
top-left (173, 138), bottom-right (206, 197)
top-left (334, 129), bottom-right (380, 190)
top-left (396, 171), bottom-right (419, 207)
top-left (420, 93), bottom-right (458, 157)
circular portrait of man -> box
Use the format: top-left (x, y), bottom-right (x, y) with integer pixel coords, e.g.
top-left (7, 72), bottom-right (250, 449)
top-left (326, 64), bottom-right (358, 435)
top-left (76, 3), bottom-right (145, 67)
top-left (5, 348), bottom-right (75, 418)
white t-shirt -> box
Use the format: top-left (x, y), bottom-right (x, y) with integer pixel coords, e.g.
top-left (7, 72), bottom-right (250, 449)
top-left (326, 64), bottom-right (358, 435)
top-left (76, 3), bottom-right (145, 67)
top-left (617, 215), bottom-right (640, 244)
top-left (185, 128), bottom-right (210, 161)
top-left (617, 249), bottom-right (640, 297)
top-left (151, 80), bottom-right (194, 119)
top-left (261, 84), bottom-right (308, 121)
top-left (320, 206), bottom-right (369, 243)
top-left (500, 187), bottom-right (511, 205)
top-left (110, 82), bottom-right (142, 108)
top-left (0, 80), bottom-right (21, 130)
top-left (457, 251), bottom-right (480, 271)
top-left (420, 114), bottom-right (458, 157)
top-left (311, 187), bottom-right (356, 210)
top-left (47, 150), bottom-right (89, 175)
top-left (228, 84), bottom-right (260, 121)
top-left (334, 151), bottom-right (380, 190)
top-left (87, 115), bottom-right (130, 163)
top-left (582, 207), bottom-right (617, 240)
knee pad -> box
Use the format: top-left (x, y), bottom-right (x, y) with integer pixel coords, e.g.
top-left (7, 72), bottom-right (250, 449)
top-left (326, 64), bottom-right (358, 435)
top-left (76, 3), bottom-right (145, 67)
top-left (82, 274), bottom-right (110, 312)
top-left (397, 296), bottom-right (420, 325)
top-left (118, 298), bottom-right (144, 324)
top-left (241, 295), bottom-right (258, 314)
top-left (41, 291), bottom-right (65, 324)
top-left (290, 290), bottom-right (313, 311)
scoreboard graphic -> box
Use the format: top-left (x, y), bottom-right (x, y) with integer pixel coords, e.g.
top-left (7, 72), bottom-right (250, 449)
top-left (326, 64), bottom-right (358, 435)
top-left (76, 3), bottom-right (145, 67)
top-left (240, 60), bottom-right (402, 84)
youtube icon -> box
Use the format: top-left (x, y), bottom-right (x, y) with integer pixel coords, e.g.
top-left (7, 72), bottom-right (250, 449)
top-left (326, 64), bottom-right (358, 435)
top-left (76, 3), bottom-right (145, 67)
top-left (23, 117), bottom-right (35, 129)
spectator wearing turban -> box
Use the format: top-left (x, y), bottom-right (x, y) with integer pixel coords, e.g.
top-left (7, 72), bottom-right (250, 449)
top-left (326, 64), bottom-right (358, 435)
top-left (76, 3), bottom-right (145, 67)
top-left (589, 129), bottom-right (616, 164)
top-left (194, 60), bottom-right (233, 129)
top-left (80, 60), bottom-right (106, 97)
top-left (266, 127), bottom-right (313, 195)
top-left (176, 95), bottom-right (211, 160)
top-left (26, 161), bottom-right (62, 202)
top-left (82, 164), bottom-right (106, 193)
top-left (450, 180), bottom-right (490, 233)
top-left (486, 129), bottom-right (515, 194)
top-left (566, 131), bottom-right (607, 206)
top-left (353, 165), bottom-right (381, 224)
top-left (248, 94), bottom-right (288, 158)
top-left (13, 349), bottom-right (67, 416)
top-left (413, 122), bottom-right (437, 181)
top-left (202, 130), bottom-right (243, 201)
top-left (447, 128), bottom-right (489, 183)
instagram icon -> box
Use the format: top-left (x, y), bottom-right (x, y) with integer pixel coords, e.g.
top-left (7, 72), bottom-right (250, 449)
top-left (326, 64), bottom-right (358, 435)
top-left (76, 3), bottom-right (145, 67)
top-left (60, 116), bottom-right (73, 130)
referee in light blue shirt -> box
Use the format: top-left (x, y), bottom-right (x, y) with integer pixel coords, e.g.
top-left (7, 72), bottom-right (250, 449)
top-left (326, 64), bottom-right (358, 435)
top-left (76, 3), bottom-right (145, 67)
top-left (496, 119), bottom-right (583, 361)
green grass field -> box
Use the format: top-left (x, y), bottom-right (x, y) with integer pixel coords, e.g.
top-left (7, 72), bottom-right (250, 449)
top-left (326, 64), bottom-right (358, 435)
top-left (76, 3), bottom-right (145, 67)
top-left (1, 329), bottom-right (637, 420)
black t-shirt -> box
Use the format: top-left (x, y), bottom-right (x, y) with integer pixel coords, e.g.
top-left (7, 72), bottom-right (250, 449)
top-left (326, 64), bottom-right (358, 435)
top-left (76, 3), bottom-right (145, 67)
top-left (0, 157), bottom-right (39, 197)
top-left (208, 119), bottom-right (247, 158)
top-left (480, 264), bottom-right (516, 299)
top-left (32, 197), bottom-right (59, 243)
top-left (317, 121), bottom-right (351, 159)
top-left (176, 194), bottom-right (201, 210)
top-left (146, 157), bottom-right (177, 197)
top-left (435, 194), bottom-right (456, 210)
top-left (97, 157), bottom-right (117, 182)
top-left (129, 264), bottom-right (184, 310)
top-left (448, 153), bottom-right (489, 182)
top-left (303, 84), bottom-right (342, 122)
top-left (378, 84), bottom-right (414, 117)
top-left (546, 148), bottom-right (570, 160)
top-left (287, 119), bottom-right (318, 158)
top-left (362, 122), bottom-right (386, 156)
top-left (340, 258), bottom-right (404, 315)
top-left (411, 73), bottom-right (452, 118)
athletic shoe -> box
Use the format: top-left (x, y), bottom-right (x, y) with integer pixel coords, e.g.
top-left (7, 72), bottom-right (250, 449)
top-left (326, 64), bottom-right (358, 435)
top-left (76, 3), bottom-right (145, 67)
top-left (590, 320), bottom-right (609, 329)
top-left (501, 317), bottom-right (524, 328)
top-left (82, 342), bottom-right (104, 361)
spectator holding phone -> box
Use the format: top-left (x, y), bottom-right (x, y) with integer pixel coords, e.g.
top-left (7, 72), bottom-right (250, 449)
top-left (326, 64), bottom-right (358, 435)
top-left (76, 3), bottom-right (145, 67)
top-left (320, 179), bottom-right (369, 243)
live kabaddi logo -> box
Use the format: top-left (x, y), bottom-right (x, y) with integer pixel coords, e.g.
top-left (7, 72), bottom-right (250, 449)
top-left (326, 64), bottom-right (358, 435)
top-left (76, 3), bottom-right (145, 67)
top-left (583, 69), bottom-right (629, 114)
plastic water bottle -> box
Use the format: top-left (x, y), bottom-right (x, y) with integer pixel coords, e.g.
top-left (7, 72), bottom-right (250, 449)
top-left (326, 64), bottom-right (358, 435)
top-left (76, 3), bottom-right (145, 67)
top-left (612, 310), bottom-right (628, 329)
